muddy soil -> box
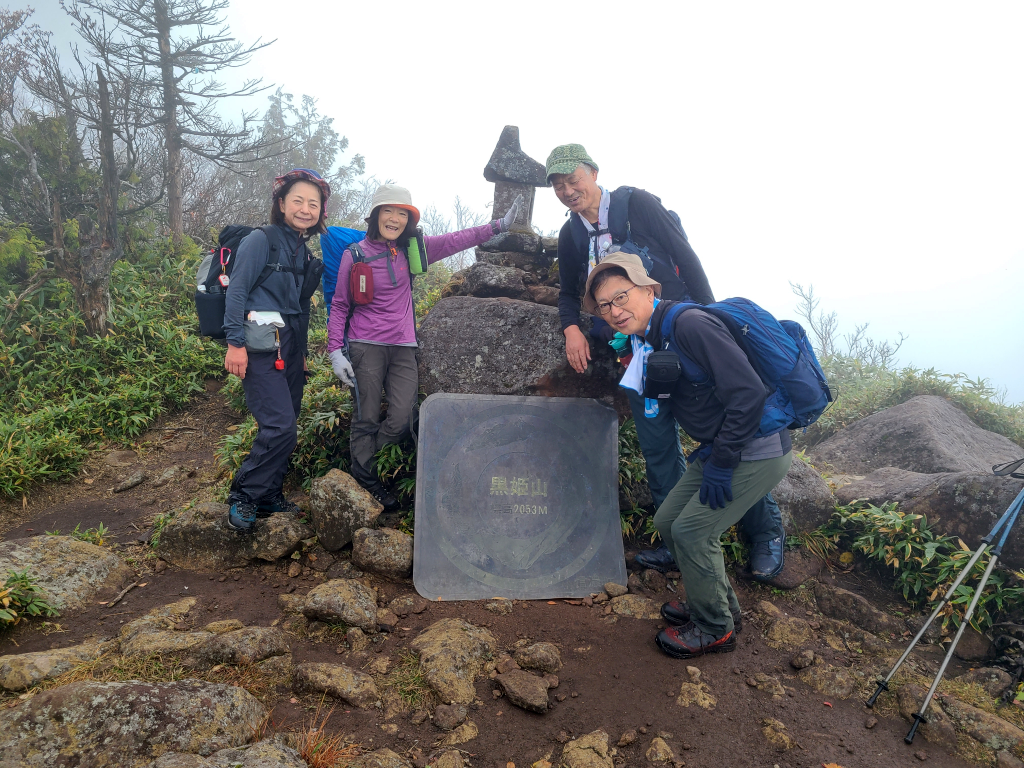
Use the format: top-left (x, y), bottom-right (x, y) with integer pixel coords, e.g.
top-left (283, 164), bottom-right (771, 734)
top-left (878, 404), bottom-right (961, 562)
top-left (0, 387), bottom-right (982, 768)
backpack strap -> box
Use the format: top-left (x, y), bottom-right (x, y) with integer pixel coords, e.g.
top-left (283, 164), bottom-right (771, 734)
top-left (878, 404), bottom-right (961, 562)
top-left (607, 186), bottom-right (636, 243)
top-left (658, 301), bottom-right (709, 382)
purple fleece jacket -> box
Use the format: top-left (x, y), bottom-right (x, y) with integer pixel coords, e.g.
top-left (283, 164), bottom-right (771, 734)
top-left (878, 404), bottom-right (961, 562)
top-left (326, 224), bottom-right (495, 351)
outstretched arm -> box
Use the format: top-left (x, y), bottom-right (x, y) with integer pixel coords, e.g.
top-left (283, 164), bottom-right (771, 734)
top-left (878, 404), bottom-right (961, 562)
top-left (421, 194), bottom-right (525, 264)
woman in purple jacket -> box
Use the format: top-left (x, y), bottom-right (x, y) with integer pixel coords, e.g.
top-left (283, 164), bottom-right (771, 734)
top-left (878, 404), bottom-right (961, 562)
top-left (327, 184), bottom-right (522, 508)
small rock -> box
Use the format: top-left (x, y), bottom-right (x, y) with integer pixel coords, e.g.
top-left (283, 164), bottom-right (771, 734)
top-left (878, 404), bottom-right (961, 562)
top-left (410, 710), bottom-right (429, 725)
top-left (562, 730), bottom-right (614, 768)
top-left (435, 750), bottom-right (465, 768)
top-left (610, 594), bottom-right (662, 619)
top-left (604, 582), bottom-right (628, 598)
top-left (790, 649), bottom-right (816, 669)
top-left (485, 599), bottom-right (514, 615)
top-left (556, 731), bottom-right (572, 744)
top-left (865, 716), bottom-right (878, 729)
top-left (761, 718), bottom-right (796, 752)
top-left (303, 579), bottom-right (378, 631)
top-left (151, 465), bottom-right (180, 488)
top-left (347, 627), bottom-right (370, 653)
top-left (915, 750), bottom-right (928, 761)
top-left (288, 561), bottom-right (302, 578)
top-left (436, 720), bottom-right (478, 747)
top-left (376, 609), bottom-right (399, 633)
top-left (352, 527), bottom-right (413, 579)
top-left (593, 592), bottom-right (609, 604)
top-left (292, 662), bottom-right (379, 708)
top-left (617, 730), bottom-right (637, 747)
top-left (153, 559), bottom-right (168, 573)
top-left (543, 674), bottom-right (559, 689)
top-left (496, 670), bottom-right (550, 713)
top-left (641, 569), bottom-right (667, 592)
top-left (105, 449), bottom-right (138, 466)
top-left (308, 469), bottom-right (383, 551)
top-left (676, 682), bottom-right (716, 710)
top-left (492, 689), bottom-right (502, 699)
top-left (410, 619), bottom-right (496, 705)
top-left (797, 664), bottom-right (856, 699)
top-left (434, 703), bottom-right (467, 730)
top-left (114, 469), bottom-right (147, 492)
top-left (496, 658), bottom-right (521, 674)
top-left (514, 642), bottom-right (562, 673)
top-left (627, 572), bottom-right (644, 593)
top-left (646, 737), bottom-right (675, 763)
top-left (556, 694), bottom-right (566, 702)
top-left (997, 751), bottom-right (1024, 768)
top-left (685, 666), bottom-right (701, 682)
top-left (747, 672), bottom-right (786, 696)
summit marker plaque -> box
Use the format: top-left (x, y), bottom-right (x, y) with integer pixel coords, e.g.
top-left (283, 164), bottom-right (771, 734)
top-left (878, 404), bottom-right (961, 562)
top-left (413, 393), bottom-right (624, 600)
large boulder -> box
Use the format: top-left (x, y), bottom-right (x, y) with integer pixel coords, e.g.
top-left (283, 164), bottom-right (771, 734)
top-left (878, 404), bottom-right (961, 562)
top-left (836, 468), bottom-right (1024, 569)
top-left (810, 395), bottom-right (1021, 475)
top-left (461, 262), bottom-right (531, 301)
top-left (0, 679), bottom-right (265, 767)
top-left (417, 296), bottom-right (626, 408)
top-left (813, 583), bottom-right (903, 636)
top-left (409, 619), bottom-right (497, 705)
top-left (773, 457), bottom-right (836, 532)
top-left (0, 535), bottom-right (134, 612)
top-left (157, 502), bottom-right (312, 571)
top-left (308, 469), bottom-right (383, 551)
top-left (351, 527), bottom-right (413, 579)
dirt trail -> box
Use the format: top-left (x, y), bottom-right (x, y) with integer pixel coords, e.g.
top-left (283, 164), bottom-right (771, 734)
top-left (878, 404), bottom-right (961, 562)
top-left (0, 386), bottom-right (981, 768)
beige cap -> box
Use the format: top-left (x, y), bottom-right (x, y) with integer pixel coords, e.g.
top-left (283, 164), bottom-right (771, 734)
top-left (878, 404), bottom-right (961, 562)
top-left (365, 183), bottom-right (421, 227)
top-left (583, 252), bottom-right (662, 315)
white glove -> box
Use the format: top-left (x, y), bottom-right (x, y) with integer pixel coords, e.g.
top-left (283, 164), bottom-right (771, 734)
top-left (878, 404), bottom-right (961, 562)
top-left (499, 193), bottom-right (525, 232)
top-left (330, 349), bottom-right (356, 388)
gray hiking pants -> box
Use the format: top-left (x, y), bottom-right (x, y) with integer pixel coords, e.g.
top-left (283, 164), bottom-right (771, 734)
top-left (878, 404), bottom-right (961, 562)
top-left (348, 342), bottom-right (418, 488)
top-left (653, 452), bottom-right (793, 637)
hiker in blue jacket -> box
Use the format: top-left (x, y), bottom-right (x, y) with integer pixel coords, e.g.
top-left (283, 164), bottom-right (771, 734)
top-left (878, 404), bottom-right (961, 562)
top-left (222, 168), bottom-right (331, 533)
top-left (545, 143), bottom-right (787, 580)
top-left (583, 253), bottom-right (793, 658)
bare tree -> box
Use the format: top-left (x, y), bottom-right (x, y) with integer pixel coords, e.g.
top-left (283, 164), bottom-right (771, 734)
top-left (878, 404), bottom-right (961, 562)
top-left (63, 0), bottom-right (275, 247)
top-left (418, 195), bottom-right (487, 271)
top-left (790, 282), bottom-right (839, 359)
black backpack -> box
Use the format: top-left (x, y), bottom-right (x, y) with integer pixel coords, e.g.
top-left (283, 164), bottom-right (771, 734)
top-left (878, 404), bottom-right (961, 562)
top-left (194, 225), bottom-right (323, 338)
top-left (569, 186), bottom-right (690, 293)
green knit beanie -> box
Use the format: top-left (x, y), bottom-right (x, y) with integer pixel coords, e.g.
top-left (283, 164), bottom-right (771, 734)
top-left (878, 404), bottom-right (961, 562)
top-left (545, 144), bottom-right (599, 182)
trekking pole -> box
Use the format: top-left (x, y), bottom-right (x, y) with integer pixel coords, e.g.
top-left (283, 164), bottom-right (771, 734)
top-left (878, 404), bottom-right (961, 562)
top-left (866, 485), bottom-right (1024, 710)
top-left (904, 488), bottom-right (1024, 745)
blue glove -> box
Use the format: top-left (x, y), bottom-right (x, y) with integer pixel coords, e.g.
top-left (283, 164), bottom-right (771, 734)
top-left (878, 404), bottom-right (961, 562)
top-left (699, 459), bottom-right (734, 510)
top-left (608, 332), bottom-right (630, 356)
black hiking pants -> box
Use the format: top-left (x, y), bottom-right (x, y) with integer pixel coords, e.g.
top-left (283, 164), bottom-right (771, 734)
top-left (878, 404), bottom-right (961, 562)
top-left (229, 319), bottom-right (305, 503)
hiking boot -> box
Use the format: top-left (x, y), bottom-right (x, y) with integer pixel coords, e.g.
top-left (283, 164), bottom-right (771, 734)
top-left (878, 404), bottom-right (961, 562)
top-left (226, 500), bottom-right (259, 535)
top-left (634, 545), bottom-right (676, 573)
top-left (655, 622), bottom-right (736, 659)
top-left (256, 492), bottom-right (301, 519)
top-left (661, 600), bottom-right (742, 633)
top-left (749, 536), bottom-right (785, 582)
top-left (361, 481), bottom-right (398, 511)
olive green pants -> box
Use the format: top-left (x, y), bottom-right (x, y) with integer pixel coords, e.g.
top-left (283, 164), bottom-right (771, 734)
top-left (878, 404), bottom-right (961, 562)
top-left (653, 452), bottom-right (793, 637)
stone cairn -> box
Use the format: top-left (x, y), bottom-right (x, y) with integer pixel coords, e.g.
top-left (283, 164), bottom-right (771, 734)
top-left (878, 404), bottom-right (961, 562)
top-left (444, 125), bottom-right (560, 305)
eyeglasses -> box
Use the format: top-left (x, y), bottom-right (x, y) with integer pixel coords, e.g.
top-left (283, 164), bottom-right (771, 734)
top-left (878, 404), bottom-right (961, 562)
top-left (594, 285), bottom-right (639, 315)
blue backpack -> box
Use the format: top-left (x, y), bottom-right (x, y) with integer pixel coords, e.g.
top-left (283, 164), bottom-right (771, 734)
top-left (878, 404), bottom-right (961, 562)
top-left (320, 226), bottom-right (367, 318)
top-left (659, 299), bottom-right (833, 437)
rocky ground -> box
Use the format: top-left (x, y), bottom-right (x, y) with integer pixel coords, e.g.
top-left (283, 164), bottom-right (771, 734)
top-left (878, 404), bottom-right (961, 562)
top-left (2, 388), bottom-right (1024, 768)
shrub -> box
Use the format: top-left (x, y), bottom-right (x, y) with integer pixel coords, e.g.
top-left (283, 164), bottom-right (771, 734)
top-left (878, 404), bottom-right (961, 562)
top-left (0, 238), bottom-right (224, 496)
top-left (809, 500), bottom-right (1024, 631)
top-left (0, 569), bottom-right (59, 627)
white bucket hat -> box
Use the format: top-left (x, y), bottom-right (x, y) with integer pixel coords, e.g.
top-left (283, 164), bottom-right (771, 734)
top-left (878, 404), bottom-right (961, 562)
top-left (365, 183), bottom-right (421, 227)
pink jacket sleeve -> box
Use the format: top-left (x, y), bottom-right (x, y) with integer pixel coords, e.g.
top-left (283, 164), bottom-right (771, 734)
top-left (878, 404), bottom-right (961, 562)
top-left (326, 249), bottom-right (355, 353)
top-left (423, 223), bottom-right (497, 264)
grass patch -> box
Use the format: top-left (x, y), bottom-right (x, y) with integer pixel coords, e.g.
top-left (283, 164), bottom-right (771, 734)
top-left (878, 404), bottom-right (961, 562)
top-left (380, 652), bottom-right (435, 713)
top-left (2, 650), bottom-right (282, 706)
top-left (289, 698), bottom-right (362, 768)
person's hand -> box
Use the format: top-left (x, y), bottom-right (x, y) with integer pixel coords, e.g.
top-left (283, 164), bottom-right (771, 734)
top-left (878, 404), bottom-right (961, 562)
top-left (330, 349), bottom-right (356, 387)
top-left (564, 325), bottom-right (591, 373)
top-left (699, 459), bottom-right (734, 510)
top-left (499, 194), bottom-right (525, 232)
top-left (225, 344), bottom-right (248, 379)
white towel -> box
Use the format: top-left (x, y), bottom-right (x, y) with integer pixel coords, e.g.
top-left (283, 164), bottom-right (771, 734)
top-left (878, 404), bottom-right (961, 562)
top-left (247, 311), bottom-right (285, 327)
